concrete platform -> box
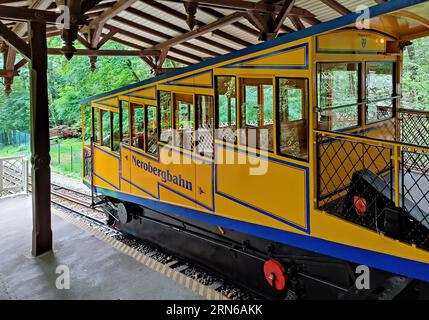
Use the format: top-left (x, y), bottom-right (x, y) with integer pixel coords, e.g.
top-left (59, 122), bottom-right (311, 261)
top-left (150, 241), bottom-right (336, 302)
top-left (0, 195), bottom-right (202, 300)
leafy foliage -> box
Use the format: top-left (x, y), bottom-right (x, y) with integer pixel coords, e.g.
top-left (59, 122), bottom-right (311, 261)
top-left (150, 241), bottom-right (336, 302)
top-left (402, 37), bottom-right (429, 110)
top-left (0, 35), bottom-right (428, 136)
top-left (0, 36), bottom-right (156, 131)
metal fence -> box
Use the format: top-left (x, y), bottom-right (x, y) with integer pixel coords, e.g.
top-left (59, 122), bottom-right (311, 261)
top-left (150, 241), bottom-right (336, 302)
top-left (0, 156), bottom-right (28, 198)
top-left (50, 141), bottom-right (82, 176)
top-left (0, 131), bottom-right (30, 147)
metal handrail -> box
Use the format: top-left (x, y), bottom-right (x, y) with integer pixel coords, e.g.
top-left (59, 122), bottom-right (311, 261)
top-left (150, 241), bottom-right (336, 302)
top-left (399, 108), bottom-right (429, 116)
top-left (314, 129), bottom-right (429, 153)
top-left (314, 96), bottom-right (400, 113)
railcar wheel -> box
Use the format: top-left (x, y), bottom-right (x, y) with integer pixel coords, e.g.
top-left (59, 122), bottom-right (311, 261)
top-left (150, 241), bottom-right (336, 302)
top-left (117, 202), bottom-right (132, 224)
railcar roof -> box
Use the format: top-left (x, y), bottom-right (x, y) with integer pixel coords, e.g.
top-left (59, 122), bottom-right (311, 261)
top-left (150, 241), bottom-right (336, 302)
top-left (79, 0), bottom-right (429, 103)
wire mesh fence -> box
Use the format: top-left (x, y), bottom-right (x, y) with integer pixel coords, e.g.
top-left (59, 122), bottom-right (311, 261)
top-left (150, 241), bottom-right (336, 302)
top-left (400, 111), bottom-right (429, 147)
top-left (317, 133), bottom-right (429, 252)
top-left (317, 134), bottom-right (394, 231)
top-left (50, 141), bottom-right (82, 177)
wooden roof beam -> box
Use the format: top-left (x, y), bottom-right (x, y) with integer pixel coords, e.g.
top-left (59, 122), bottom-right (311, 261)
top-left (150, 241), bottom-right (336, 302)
top-left (163, 0), bottom-right (312, 16)
top-left (108, 35), bottom-right (191, 66)
top-left (0, 5), bottom-right (87, 25)
top-left (0, 21), bottom-right (30, 60)
top-left (97, 28), bottom-right (117, 48)
top-left (151, 11), bottom-right (246, 50)
top-left (88, 0), bottom-right (138, 28)
top-left (320, 0), bottom-right (351, 16)
top-left (104, 24), bottom-right (203, 63)
top-left (197, 6), bottom-right (259, 37)
top-left (126, 6), bottom-right (234, 53)
top-left (289, 16), bottom-right (305, 30)
top-left (113, 15), bottom-right (221, 57)
top-left (0, 69), bottom-right (19, 77)
top-left (47, 48), bottom-right (162, 56)
top-left (245, 0), bottom-right (296, 40)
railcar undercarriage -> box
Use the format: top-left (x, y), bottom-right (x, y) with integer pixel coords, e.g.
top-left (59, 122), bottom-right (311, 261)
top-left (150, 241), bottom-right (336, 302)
top-left (97, 196), bottom-right (429, 300)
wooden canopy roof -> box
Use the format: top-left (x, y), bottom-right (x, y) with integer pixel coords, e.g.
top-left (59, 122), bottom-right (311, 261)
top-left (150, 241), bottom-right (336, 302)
top-left (1, 0), bottom-right (429, 94)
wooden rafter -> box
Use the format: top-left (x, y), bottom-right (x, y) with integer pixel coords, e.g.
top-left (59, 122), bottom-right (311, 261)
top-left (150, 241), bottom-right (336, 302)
top-left (162, 0), bottom-right (313, 16)
top-left (138, 0), bottom-right (250, 49)
top-left (104, 24), bottom-right (203, 62)
top-left (151, 12), bottom-right (246, 50)
top-left (0, 5), bottom-right (86, 25)
top-left (289, 16), bottom-right (305, 30)
top-left (97, 29), bottom-right (117, 48)
top-left (320, 0), bottom-right (351, 16)
top-left (245, 0), bottom-right (297, 40)
top-left (47, 48), bottom-right (162, 56)
top-left (0, 21), bottom-right (30, 60)
top-left (88, 0), bottom-right (139, 28)
top-left (108, 34), bottom-right (191, 66)
top-left (0, 69), bottom-right (19, 77)
top-left (113, 15), bottom-right (220, 56)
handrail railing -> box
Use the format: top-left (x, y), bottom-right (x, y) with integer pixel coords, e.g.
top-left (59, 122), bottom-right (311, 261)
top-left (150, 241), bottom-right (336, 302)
top-left (314, 129), bottom-right (429, 153)
top-left (399, 108), bottom-right (429, 116)
top-left (314, 96), bottom-right (400, 113)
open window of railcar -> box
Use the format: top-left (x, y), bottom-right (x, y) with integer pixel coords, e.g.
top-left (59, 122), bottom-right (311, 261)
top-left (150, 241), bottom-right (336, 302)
top-left (120, 100), bottom-right (130, 145)
top-left (83, 104), bottom-right (92, 145)
top-left (365, 62), bottom-right (395, 124)
top-left (215, 76), bottom-right (237, 144)
top-left (317, 63), bottom-right (360, 131)
top-left (173, 93), bottom-right (194, 151)
top-left (277, 78), bottom-right (309, 161)
top-left (196, 95), bottom-right (214, 158)
top-left (159, 91), bottom-right (173, 144)
top-left (146, 105), bottom-right (158, 156)
top-left (239, 78), bottom-right (274, 152)
top-left (92, 107), bottom-right (100, 144)
top-left (131, 103), bottom-right (145, 150)
top-left (112, 112), bottom-right (120, 152)
top-left (101, 110), bottom-right (111, 149)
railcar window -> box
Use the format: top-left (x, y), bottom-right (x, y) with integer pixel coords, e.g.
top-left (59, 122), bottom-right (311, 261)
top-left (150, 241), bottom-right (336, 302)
top-left (92, 107), bottom-right (100, 144)
top-left (317, 63), bottom-right (360, 131)
top-left (159, 91), bottom-right (172, 144)
top-left (216, 76), bottom-right (237, 143)
top-left (173, 93), bottom-right (194, 151)
top-left (112, 112), bottom-right (120, 152)
top-left (240, 78), bottom-right (274, 152)
top-left (83, 105), bottom-right (91, 145)
top-left (366, 62), bottom-right (394, 124)
top-left (196, 95), bottom-right (214, 158)
top-left (132, 104), bottom-right (145, 150)
top-left (146, 106), bottom-right (158, 156)
top-left (277, 78), bottom-right (309, 160)
top-left (121, 100), bottom-right (130, 145)
top-left (101, 110), bottom-right (111, 149)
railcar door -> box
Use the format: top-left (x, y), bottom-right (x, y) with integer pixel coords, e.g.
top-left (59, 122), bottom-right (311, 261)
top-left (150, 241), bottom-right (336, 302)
top-left (195, 94), bottom-right (215, 211)
top-left (120, 100), bottom-right (131, 194)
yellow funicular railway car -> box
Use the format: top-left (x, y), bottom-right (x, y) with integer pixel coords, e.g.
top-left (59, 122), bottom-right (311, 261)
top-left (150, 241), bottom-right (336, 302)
top-left (80, 0), bottom-right (429, 299)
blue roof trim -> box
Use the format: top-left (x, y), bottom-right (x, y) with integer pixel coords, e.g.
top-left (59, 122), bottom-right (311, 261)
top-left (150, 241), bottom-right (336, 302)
top-left (79, 0), bottom-right (427, 104)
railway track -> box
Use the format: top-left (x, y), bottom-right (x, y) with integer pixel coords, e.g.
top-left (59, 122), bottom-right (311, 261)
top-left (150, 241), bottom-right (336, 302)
top-left (2, 164), bottom-right (256, 300)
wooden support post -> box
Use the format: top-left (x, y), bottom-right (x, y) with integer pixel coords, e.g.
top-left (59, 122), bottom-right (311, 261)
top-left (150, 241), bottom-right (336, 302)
top-left (29, 20), bottom-right (52, 256)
